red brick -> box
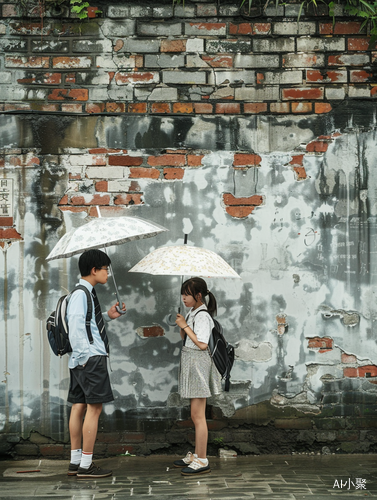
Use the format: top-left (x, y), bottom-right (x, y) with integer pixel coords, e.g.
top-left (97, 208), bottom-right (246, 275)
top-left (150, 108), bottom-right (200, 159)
top-left (306, 70), bottom-right (324, 82)
top-left (87, 6), bottom-right (100, 18)
top-left (89, 148), bottom-right (122, 154)
top-left (4, 104), bottom-right (31, 111)
top-left (70, 194), bottom-right (110, 206)
top-left (233, 153), bottom-right (262, 166)
top-left (289, 154), bottom-right (304, 166)
top-left (223, 193), bottom-right (263, 206)
top-left (350, 70), bottom-right (372, 82)
top-left (342, 353), bottom-right (357, 364)
top-left (114, 39), bottom-right (124, 52)
top-left (188, 22), bottom-right (226, 32)
top-left (327, 71), bottom-right (345, 82)
top-left (194, 103), bottom-right (213, 114)
top-left (52, 56), bottom-right (91, 68)
top-left (306, 140), bottom-right (329, 153)
top-left (58, 194), bottom-right (69, 205)
top-left (129, 167), bottom-right (160, 179)
top-left (0, 217), bottom-right (13, 226)
top-left (27, 157), bottom-right (40, 166)
top-left (187, 155), bottom-right (204, 166)
top-left (106, 102), bottom-right (126, 113)
top-left (115, 72), bottom-right (158, 85)
top-left (348, 38), bottom-right (371, 51)
top-left (38, 104), bottom-right (59, 112)
top-left (86, 103), bottom-right (105, 113)
top-left (48, 89), bottom-right (88, 101)
top-left (163, 167), bottom-right (185, 180)
top-left (66, 73), bottom-right (76, 84)
top-left (109, 155), bottom-right (143, 166)
top-left (319, 23), bottom-right (333, 34)
top-left (293, 166), bottom-right (307, 180)
top-left (139, 326), bottom-right (164, 338)
top-left (371, 86), bottom-right (377, 96)
top-left (60, 207), bottom-right (89, 213)
top-left (6, 56), bottom-right (49, 68)
top-left (307, 336), bottom-right (333, 350)
top-left (314, 102), bottom-right (332, 114)
top-left (148, 154), bottom-right (185, 167)
top-left (215, 103), bottom-right (240, 114)
top-left (128, 103), bottom-right (147, 113)
top-left (282, 88), bottom-right (323, 100)
top-left (107, 444), bottom-right (136, 455)
top-left (253, 23), bottom-right (271, 34)
top-left (344, 365), bottom-right (377, 377)
top-left (202, 55), bottom-right (233, 68)
top-left (173, 103), bottom-right (194, 114)
top-left (17, 73), bottom-right (62, 85)
top-left (229, 22), bottom-right (253, 35)
top-left (334, 21), bottom-right (362, 34)
top-left (95, 181), bottom-right (108, 192)
top-left (151, 103), bottom-right (171, 114)
top-left (244, 103), bottom-right (268, 114)
top-left (114, 194), bottom-right (143, 205)
top-left (0, 228), bottom-right (23, 241)
top-left (61, 103), bottom-right (83, 113)
top-left (161, 40), bottom-right (186, 52)
top-left (226, 206), bottom-right (255, 218)
top-left (270, 102), bottom-right (290, 113)
top-left (291, 102), bottom-right (313, 113)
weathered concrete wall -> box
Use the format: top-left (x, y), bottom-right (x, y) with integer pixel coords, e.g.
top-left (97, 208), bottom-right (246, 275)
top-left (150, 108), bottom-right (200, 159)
top-left (1, 1), bottom-right (377, 457)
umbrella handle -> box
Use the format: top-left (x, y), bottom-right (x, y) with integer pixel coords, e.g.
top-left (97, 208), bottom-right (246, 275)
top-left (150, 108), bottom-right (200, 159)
top-left (96, 206), bottom-right (126, 315)
top-left (109, 263), bottom-right (127, 315)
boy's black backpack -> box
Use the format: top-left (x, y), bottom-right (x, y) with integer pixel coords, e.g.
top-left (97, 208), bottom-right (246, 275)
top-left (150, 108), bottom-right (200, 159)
top-left (46, 285), bottom-right (94, 357)
top-left (189, 310), bottom-right (235, 392)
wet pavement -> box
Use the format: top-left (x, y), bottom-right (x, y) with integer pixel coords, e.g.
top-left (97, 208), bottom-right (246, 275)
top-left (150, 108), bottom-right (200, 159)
top-left (0, 454), bottom-right (376, 499)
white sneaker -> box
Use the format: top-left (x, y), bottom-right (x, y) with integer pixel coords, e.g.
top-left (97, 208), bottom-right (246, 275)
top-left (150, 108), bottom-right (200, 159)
top-left (173, 451), bottom-right (195, 468)
top-left (181, 457), bottom-right (211, 476)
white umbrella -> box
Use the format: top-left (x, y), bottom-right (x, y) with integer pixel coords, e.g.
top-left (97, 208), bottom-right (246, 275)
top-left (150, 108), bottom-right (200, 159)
top-left (46, 216), bottom-right (167, 261)
top-left (46, 214), bottom-right (168, 313)
top-left (128, 244), bottom-right (240, 278)
top-left (129, 243), bottom-right (240, 320)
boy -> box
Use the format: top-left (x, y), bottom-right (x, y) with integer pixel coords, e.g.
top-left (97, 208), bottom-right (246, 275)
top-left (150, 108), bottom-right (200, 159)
top-left (66, 249), bottom-right (126, 479)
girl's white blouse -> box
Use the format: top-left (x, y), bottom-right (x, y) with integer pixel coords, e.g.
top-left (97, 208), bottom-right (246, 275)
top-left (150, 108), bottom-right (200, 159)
top-left (184, 304), bottom-right (214, 350)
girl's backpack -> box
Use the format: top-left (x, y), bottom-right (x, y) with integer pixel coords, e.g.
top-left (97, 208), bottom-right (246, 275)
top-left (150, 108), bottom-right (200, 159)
top-left (191, 310), bottom-right (235, 392)
top-left (46, 285), bottom-right (93, 356)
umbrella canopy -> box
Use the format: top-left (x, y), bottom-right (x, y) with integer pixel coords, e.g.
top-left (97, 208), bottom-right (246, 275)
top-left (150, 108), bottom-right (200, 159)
top-left (46, 216), bottom-right (168, 261)
top-left (129, 244), bottom-right (240, 278)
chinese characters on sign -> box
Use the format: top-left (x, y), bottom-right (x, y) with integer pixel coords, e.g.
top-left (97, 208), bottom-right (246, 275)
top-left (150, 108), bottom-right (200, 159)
top-left (0, 179), bottom-right (13, 226)
top-left (333, 478), bottom-right (367, 490)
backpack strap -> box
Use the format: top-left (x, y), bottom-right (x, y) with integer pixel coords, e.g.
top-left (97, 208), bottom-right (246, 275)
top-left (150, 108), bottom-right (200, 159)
top-left (69, 285), bottom-right (94, 344)
top-left (182, 309), bottom-right (210, 346)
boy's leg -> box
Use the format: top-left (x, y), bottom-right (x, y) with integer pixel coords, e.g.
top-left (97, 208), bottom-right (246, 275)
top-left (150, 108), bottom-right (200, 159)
top-left (82, 403), bottom-right (103, 453)
top-left (69, 403), bottom-right (87, 449)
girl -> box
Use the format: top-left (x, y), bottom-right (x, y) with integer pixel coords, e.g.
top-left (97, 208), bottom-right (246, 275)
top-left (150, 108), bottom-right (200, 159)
top-left (174, 277), bottom-right (222, 476)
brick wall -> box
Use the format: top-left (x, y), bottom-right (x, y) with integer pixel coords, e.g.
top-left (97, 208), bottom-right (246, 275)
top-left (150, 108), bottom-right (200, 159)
top-left (0, 1), bottom-right (376, 115)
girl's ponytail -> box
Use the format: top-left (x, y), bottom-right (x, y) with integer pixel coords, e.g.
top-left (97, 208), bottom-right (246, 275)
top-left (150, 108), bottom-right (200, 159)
top-left (206, 290), bottom-right (217, 317)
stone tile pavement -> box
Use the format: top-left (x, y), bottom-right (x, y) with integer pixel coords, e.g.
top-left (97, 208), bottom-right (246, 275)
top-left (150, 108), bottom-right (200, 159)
top-left (0, 454), bottom-right (376, 499)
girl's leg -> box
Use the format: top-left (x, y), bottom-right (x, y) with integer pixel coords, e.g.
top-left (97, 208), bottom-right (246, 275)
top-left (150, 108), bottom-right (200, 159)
top-left (190, 398), bottom-right (208, 459)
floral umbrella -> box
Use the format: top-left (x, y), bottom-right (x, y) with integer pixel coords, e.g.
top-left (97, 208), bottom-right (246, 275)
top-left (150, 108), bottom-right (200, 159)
top-left (46, 215), bottom-right (168, 313)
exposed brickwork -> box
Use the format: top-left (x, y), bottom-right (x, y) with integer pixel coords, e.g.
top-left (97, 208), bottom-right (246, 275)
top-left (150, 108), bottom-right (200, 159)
top-left (0, 4), bottom-right (375, 115)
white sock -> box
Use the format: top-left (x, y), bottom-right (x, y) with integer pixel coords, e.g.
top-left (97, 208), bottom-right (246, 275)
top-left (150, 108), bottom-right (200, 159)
top-left (193, 453), bottom-right (198, 458)
top-left (198, 457), bottom-right (208, 465)
top-left (80, 451), bottom-right (93, 469)
top-left (70, 448), bottom-right (81, 465)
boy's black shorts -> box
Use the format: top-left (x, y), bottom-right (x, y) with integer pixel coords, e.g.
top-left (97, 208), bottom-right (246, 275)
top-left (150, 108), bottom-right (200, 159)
top-left (68, 355), bottom-right (114, 404)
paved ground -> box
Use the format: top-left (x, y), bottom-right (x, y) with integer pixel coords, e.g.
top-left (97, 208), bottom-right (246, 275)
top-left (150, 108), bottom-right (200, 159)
top-left (0, 454), bottom-right (376, 499)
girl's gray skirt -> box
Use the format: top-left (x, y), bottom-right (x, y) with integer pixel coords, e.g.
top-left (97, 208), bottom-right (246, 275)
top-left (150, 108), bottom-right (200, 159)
top-left (179, 346), bottom-right (222, 399)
